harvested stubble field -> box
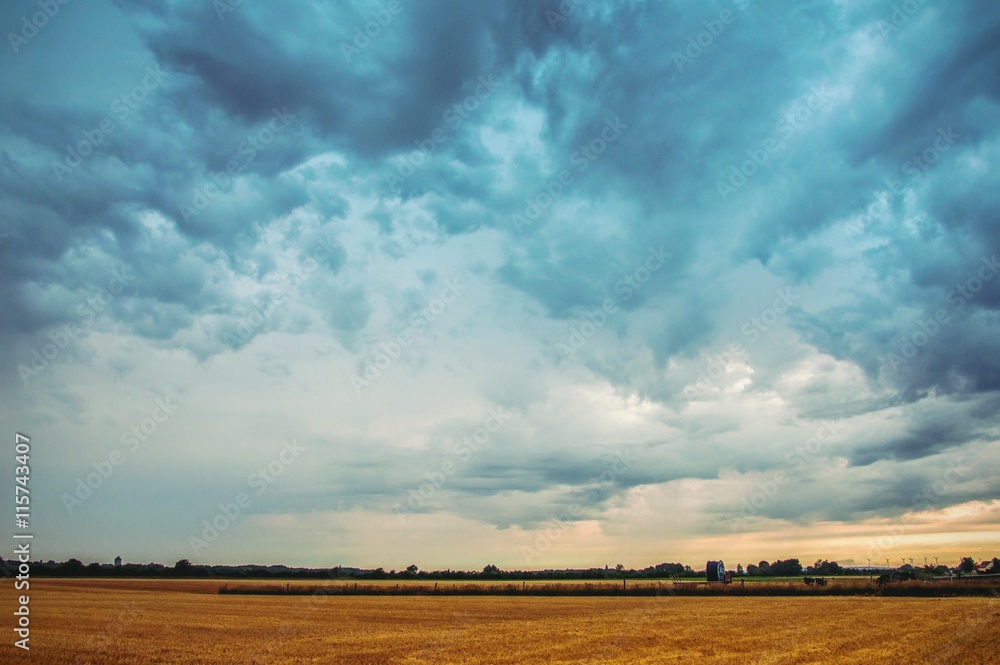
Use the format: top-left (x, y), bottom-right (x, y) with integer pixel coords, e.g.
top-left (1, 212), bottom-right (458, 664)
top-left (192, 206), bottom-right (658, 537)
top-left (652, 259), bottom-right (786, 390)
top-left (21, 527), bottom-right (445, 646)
top-left (218, 576), bottom-right (1000, 597)
top-left (5, 578), bottom-right (998, 664)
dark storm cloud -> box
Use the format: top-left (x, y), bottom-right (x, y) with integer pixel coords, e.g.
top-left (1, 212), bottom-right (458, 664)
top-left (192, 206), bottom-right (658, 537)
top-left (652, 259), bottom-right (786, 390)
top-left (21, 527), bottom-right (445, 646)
top-left (755, 3), bottom-right (1000, 406)
top-left (860, 14), bottom-right (1000, 164)
top-left (850, 421), bottom-right (983, 467)
top-left (112, 0), bottom-right (558, 157)
top-left (0, 0), bottom-right (574, 355)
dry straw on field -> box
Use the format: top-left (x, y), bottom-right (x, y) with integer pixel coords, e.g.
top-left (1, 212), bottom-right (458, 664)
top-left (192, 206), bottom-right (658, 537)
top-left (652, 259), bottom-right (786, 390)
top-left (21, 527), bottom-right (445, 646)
top-left (7, 579), bottom-right (999, 664)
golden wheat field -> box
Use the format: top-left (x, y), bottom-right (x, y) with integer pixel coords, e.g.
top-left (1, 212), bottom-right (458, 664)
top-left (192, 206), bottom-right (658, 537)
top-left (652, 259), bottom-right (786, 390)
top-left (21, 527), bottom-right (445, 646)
top-left (4, 579), bottom-right (998, 664)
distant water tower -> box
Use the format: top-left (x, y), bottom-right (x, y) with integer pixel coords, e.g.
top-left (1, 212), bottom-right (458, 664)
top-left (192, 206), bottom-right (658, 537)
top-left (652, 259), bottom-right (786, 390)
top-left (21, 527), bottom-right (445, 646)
top-left (114, 556), bottom-right (122, 568)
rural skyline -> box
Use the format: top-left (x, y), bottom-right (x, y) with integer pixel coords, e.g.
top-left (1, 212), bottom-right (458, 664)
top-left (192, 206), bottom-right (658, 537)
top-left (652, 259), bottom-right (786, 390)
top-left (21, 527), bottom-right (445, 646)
top-left (2, 0), bottom-right (999, 577)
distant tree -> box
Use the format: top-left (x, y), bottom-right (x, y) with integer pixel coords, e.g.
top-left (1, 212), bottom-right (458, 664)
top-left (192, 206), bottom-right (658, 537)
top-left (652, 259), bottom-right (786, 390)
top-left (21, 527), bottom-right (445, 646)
top-left (482, 564), bottom-right (501, 579)
top-left (652, 562), bottom-right (685, 577)
top-left (736, 564), bottom-right (744, 576)
top-left (959, 557), bottom-right (976, 574)
top-left (615, 564), bottom-right (625, 575)
top-left (405, 564), bottom-right (419, 576)
top-left (807, 560), bottom-right (843, 576)
top-left (754, 559), bottom-right (799, 576)
top-left (60, 558), bottom-right (85, 575)
top-left (767, 559), bottom-right (803, 576)
top-left (746, 564), bottom-right (760, 576)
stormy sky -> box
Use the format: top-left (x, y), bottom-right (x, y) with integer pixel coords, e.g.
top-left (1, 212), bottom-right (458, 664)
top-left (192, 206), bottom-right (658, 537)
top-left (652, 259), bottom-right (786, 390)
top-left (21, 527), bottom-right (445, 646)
top-left (1, 0), bottom-right (998, 570)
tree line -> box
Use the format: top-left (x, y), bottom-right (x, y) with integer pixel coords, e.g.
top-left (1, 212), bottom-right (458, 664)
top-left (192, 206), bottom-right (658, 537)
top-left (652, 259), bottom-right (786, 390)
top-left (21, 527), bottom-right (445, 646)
top-left (2, 556), bottom-right (995, 580)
